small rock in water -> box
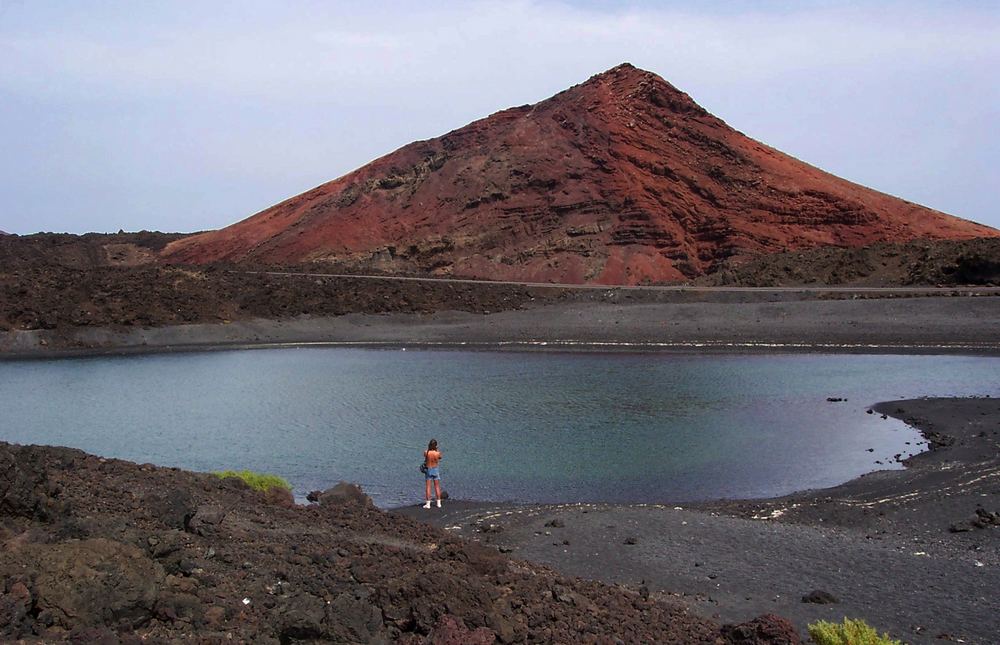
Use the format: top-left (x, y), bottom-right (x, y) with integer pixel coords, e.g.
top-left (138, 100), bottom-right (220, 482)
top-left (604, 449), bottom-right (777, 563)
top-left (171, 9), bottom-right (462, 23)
top-left (624, 537), bottom-right (637, 545)
top-left (544, 518), bottom-right (565, 528)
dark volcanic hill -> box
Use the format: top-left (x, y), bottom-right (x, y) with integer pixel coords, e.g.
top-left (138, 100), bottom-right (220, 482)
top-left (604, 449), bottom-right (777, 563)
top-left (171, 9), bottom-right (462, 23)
top-left (163, 64), bottom-right (997, 284)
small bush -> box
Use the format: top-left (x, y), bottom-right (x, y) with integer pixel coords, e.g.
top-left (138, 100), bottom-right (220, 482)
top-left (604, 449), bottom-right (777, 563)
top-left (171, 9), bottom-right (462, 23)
top-left (808, 618), bottom-right (903, 645)
top-left (214, 470), bottom-right (291, 493)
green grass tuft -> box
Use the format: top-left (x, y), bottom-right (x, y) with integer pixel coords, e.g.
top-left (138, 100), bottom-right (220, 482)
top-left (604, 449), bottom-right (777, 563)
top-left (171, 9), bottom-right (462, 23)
top-left (213, 469), bottom-right (291, 493)
top-left (808, 618), bottom-right (903, 645)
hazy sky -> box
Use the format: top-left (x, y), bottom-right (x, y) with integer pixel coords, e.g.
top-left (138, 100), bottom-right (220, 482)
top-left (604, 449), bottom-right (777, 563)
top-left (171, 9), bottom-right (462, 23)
top-left (2, 1), bottom-right (998, 235)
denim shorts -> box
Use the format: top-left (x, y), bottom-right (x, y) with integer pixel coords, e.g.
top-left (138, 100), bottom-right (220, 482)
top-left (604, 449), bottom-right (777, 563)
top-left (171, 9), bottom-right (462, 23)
top-left (425, 467), bottom-right (440, 480)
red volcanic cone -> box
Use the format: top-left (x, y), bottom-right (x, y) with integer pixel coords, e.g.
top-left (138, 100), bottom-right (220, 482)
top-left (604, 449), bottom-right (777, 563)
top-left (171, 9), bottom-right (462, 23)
top-left (163, 64), bottom-right (997, 284)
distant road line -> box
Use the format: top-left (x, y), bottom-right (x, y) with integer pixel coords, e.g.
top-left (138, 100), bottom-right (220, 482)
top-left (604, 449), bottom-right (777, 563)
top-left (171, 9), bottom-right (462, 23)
top-left (232, 270), bottom-right (1000, 295)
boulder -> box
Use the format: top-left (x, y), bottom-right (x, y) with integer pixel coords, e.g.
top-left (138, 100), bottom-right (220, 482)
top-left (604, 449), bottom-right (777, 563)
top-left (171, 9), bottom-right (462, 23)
top-left (142, 488), bottom-right (195, 530)
top-left (801, 590), bottom-right (839, 604)
top-left (0, 443), bottom-right (60, 521)
top-left (425, 614), bottom-right (496, 645)
top-left (263, 486), bottom-right (295, 507)
top-left (186, 505), bottom-right (228, 537)
top-left (950, 507), bottom-right (1000, 532)
top-left (0, 579), bottom-right (33, 639)
top-left (2, 538), bottom-right (164, 631)
top-left (312, 482), bottom-right (374, 508)
top-left (324, 589), bottom-right (385, 642)
top-left (277, 592), bottom-right (328, 641)
top-left (973, 507), bottom-right (999, 527)
top-left (721, 613), bottom-right (802, 645)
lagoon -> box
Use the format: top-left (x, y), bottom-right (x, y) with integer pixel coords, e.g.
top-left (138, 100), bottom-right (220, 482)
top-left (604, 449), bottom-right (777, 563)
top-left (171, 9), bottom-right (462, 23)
top-left (1, 349), bottom-right (996, 507)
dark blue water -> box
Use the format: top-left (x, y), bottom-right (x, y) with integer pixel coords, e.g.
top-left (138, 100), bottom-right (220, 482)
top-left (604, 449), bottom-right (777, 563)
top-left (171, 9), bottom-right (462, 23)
top-left (1, 350), bottom-right (996, 507)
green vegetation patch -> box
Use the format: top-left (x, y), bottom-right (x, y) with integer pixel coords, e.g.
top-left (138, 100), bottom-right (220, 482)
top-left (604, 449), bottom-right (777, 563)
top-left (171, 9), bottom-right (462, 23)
top-left (213, 469), bottom-right (291, 493)
top-left (808, 618), bottom-right (903, 645)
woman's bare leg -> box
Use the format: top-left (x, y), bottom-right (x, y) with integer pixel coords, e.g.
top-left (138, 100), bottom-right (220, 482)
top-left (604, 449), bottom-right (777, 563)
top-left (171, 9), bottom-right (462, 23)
top-left (433, 480), bottom-right (442, 501)
top-left (425, 479), bottom-right (432, 501)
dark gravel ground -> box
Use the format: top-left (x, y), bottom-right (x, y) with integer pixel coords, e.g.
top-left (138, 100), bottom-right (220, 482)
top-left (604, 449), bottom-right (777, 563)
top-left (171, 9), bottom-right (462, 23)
top-left (396, 398), bottom-right (1000, 644)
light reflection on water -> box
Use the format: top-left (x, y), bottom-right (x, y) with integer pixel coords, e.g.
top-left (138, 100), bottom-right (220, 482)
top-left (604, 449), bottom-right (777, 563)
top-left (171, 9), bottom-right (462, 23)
top-left (1, 349), bottom-right (996, 508)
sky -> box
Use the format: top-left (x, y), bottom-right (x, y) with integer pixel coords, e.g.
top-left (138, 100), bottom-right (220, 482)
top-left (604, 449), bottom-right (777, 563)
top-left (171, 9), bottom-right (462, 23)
top-left (1, 0), bottom-right (998, 235)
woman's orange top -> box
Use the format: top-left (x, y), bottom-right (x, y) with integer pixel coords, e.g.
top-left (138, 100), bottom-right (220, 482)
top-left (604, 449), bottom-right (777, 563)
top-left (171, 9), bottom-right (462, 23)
top-left (424, 449), bottom-right (442, 468)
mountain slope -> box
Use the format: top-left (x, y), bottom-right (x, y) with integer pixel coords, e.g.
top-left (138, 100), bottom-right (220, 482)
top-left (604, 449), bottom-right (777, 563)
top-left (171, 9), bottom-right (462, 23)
top-left (163, 64), bottom-right (997, 284)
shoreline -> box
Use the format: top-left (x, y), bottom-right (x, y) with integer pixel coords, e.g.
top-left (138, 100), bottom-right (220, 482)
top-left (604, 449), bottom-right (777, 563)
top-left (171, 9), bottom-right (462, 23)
top-left (3, 296), bottom-right (1000, 359)
top-left (5, 339), bottom-right (1000, 362)
top-left (396, 397), bottom-right (1000, 644)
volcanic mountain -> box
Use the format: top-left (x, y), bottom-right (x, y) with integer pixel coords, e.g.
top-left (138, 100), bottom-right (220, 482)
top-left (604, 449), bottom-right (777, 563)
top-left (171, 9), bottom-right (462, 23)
top-left (163, 64), bottom-right (997, 284)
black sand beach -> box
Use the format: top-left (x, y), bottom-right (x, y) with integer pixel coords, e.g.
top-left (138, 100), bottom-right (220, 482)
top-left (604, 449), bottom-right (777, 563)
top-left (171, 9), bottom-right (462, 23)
top-left (3, 293), bottom-right (1000, 357)
top-left (396, 398), bottom-right (1000, 644)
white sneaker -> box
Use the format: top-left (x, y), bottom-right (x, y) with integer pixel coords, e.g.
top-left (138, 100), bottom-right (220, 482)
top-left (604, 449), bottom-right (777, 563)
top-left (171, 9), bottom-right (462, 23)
top-left (436, 499), bottom-right (441, 508)
top-left (423, 501), bottom-right (431, 509)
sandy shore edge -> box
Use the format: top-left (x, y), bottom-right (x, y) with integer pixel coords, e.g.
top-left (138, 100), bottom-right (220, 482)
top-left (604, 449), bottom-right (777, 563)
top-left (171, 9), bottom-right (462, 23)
top-left (3, 297), bottom-right (1000, 359)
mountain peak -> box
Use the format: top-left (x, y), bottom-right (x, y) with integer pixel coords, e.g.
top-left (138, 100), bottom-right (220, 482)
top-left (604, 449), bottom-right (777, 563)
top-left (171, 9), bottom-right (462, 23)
top-left (599, 61), bottom-right (640, 76)
top-left (579, 62), bottom-right (662, 88)
top-left (163, 66), bottom-right (997, 284)
top-left (567, 63), bottom-right (708, 118)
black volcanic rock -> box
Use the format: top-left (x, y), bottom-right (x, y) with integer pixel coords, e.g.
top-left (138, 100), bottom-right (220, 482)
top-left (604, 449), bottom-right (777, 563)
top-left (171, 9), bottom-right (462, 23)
top-left (2, 441), bottom-right (784, 642)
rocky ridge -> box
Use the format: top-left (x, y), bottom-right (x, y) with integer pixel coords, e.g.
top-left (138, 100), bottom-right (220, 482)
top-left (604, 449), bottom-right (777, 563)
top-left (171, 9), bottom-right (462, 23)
top-left (699, 237), bottom-right (1000, 286)
top-left (0, 442), bottom-right (800, 643)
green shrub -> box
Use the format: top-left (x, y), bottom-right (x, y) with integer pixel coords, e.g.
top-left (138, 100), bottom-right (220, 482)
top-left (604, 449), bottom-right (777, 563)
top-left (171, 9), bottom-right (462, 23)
top-left (213, 469), bottom-right (291, 493)
top-left (808, 618), bottom-right (903, 645)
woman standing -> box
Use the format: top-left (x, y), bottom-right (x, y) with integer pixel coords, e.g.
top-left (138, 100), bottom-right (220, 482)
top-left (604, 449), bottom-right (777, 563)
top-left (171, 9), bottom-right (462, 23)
top-left (423, 439), bottom-right (442, 509)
